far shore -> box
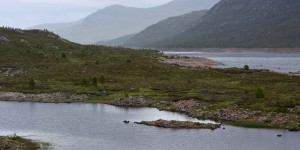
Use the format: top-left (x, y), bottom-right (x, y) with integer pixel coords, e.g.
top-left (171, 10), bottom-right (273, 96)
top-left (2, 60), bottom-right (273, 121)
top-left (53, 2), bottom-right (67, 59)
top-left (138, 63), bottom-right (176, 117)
top-left (161, 48), bottom-right (300, 76)
top-left (160, 56), bottom-right (224, 68)
top-left (160, 48), bottom-right (300, 53)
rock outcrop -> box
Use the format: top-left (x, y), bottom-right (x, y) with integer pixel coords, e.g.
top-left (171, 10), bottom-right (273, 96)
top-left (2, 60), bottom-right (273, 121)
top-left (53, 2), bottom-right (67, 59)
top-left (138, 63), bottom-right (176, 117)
top-left (0, 36), bottom-right (9, 42)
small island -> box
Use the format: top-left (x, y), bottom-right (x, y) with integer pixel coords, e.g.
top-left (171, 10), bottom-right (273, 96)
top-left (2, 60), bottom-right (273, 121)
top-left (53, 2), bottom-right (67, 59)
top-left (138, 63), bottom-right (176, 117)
top-left (135, 119), bottom-right (221, 130)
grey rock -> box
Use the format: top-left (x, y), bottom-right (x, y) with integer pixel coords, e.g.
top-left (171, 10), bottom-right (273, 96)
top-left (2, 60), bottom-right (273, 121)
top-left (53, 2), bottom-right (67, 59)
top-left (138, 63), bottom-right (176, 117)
top-left (0, 36), bottom-right (9, 42)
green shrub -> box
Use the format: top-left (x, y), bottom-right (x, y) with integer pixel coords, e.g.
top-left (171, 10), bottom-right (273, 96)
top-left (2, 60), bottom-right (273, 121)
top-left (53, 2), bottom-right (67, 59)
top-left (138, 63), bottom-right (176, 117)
top-left (170, 120), bottom-right (177, 124)
top-left (10, 134), bottom-right (22, 140)
top-left (193, 122), bottom-right (202, 126)
top-left (255, 87), bottom-right (265, 99)
top-left (92, 77), bottom-right (98, 87)
top-left (169, 106), bottom-right (177, 112)
top-left (28, 79), bottom-right (35, 89)
top-left (124, 93), bottom-right (129, 98)
top-left (244, 65), bottom-right (249, 70)
top-left (277, 107), bottom-right (289, 113)
top-left (62, 53), bottom-right (67, 58)
top-left (264, 119), bottom-right (272, 123)
top-left (99, 75), bottom-right (105, 84)
top-left (82, 79), bottom-right (88, 86)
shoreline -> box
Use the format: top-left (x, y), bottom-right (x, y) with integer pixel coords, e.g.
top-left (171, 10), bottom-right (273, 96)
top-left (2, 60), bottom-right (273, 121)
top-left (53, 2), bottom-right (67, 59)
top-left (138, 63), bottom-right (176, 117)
top-left (108, 97), bottom-right (300, 131)
top-left (0, 94), bottom-right (299, 131)
top-left (160, 56), bottom-right (224, 68)
top-left (162, 50), bottom-right (300, 76)
top-left (0, 92), bottom-right (87, 103)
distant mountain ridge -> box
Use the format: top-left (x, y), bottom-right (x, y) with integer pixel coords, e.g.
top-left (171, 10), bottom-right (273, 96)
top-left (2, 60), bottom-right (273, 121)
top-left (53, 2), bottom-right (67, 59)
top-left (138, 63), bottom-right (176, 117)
top-left (97, 34), bottom-right (136, 47)
top-left (149, 0), bottom-right (300, 48)
top-left (32, 0), bottom-right (220, 44)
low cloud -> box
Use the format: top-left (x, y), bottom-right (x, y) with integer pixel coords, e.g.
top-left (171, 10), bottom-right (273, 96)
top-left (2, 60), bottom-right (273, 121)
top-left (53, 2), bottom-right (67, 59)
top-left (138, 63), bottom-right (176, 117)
top-left (0, 0), bottom-right (172, 28)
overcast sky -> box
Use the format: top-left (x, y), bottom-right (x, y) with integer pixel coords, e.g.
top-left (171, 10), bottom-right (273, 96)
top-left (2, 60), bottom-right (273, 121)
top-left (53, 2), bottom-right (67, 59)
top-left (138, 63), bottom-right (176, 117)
top-left (0, 0), bottom-right (172, 29)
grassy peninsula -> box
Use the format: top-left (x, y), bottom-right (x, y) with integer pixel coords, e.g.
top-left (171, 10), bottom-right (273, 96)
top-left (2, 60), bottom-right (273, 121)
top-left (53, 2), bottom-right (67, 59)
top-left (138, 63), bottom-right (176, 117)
top-left (0, 134), bottom-right (47, 150)
top-left (0, 27), bottom-right (300, 130)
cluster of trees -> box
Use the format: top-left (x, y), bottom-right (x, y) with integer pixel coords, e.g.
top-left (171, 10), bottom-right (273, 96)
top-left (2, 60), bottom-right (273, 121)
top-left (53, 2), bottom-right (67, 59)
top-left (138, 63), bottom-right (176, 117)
top-left (82, 75), bottom-right (105, 87)
top-left (1, 26), bottom-right (22, 30)
top-left (28, 75), bottom-right (106, 90)
top-left (28, 79), bottom-right (35, 89)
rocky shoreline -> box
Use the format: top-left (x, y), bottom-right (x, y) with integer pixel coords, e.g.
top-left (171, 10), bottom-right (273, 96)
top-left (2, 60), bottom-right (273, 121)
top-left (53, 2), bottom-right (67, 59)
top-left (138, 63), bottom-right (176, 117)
top-left (109, 96), bottom-right (151, 107)
top-left (160, 57), bottom-right (223, 68)
top-left (135, 119), bottom-right (221, 130)
top-left (109, 97), bottom-right (300, 131)
top-left (0, 92), bottom-right (87, 103)
top-left (0, 93), bottom-right (299, 131)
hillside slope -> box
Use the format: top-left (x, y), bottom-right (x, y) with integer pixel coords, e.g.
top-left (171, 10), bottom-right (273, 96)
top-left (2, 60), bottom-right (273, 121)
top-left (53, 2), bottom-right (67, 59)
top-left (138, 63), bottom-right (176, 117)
top-left (122, 10), bottom-right (207, 48)
top-left (152, 0), bottom-right (300, 48)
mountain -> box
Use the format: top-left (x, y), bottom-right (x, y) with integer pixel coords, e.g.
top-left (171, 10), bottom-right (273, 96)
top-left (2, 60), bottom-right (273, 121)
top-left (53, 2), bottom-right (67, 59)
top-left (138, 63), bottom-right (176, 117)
top-left (122, 10), bottom-right (207, 48)
top-left (96, 34), bottom-right (136, 47)
top-left (31, 0), bottom-right (220, 44)
top-left (150, 0), bottom-right (300, 48)
top-left (31, 19), bottom-right (83, 31)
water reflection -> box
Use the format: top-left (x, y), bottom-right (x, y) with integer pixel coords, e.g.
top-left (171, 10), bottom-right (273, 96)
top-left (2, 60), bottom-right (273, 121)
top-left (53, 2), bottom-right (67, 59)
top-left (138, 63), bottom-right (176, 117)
top-left (0, 101), bottom-right (299, 150)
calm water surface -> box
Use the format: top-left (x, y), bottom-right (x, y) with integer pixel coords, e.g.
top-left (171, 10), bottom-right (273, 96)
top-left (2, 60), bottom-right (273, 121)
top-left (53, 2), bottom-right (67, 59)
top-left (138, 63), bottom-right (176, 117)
top-left (164, 51), bottom-right (300, 73)
top-left (0, 101), bottom-right (299, 150)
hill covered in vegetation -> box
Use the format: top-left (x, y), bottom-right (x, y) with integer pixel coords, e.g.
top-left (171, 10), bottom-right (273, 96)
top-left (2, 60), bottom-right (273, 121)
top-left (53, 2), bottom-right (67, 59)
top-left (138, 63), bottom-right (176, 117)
top-left (145, 0), bottom-right (300, 48)
top-left (0, 27), bottom-right (300, 130)
top-left (122, 10), bottom-right (207, 48)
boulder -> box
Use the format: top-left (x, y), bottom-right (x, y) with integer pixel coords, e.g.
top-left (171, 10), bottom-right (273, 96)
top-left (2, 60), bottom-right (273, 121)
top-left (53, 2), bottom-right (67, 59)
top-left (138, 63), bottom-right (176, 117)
top-left (0, 36), bottom-right (9, 42)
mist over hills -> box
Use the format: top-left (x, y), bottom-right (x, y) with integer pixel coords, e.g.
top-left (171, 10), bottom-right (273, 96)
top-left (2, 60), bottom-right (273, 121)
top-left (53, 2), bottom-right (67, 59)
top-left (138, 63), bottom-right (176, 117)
top-left (32, 0), bottom-right (220, 44)
top-left (148, 0), bottom-right (300, 48)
